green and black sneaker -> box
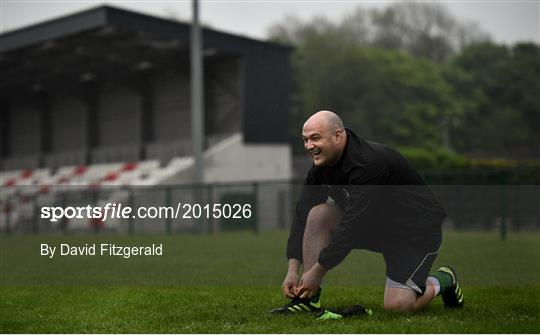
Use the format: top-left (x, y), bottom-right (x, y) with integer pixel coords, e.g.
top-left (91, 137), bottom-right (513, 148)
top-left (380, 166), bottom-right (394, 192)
top-left (270, 288), bottom-right (322, 314)
top-left (316, 304), bottom-right (373, 320)
top-left (438, 266), bottom-right (464, 308)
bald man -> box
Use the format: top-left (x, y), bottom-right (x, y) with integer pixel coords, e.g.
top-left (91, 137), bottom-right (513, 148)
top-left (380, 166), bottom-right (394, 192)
top-left (271, 111), bottom-right (463, 315)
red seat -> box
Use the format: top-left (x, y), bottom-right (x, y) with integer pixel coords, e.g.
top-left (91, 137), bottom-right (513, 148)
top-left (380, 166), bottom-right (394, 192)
top-left (104, 172), bottom-right (119, 181)
top-left (3, 178), bottom-right (16, 187)
top-left (73, 165), bottom-right (88, 176)
top-left (121, 162), bottom-right (138, 172)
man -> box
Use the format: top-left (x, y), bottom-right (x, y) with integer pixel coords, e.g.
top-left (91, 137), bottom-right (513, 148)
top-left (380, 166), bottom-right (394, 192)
top-left (271, 111), bottom-right (463, 314)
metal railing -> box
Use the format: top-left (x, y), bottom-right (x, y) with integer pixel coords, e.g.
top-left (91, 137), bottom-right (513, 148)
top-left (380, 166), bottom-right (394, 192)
top-left (1, 178), bottom-right (539, 238)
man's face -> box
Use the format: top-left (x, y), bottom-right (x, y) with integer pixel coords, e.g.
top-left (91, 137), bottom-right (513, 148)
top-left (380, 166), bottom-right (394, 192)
top-left (302, 120), bottom-right (340, 167)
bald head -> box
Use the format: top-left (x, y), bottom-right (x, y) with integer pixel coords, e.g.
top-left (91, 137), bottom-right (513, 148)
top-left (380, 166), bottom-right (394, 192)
top-left (302, 111), bottom-right (347, 167)
top-left (304, 110), bottom-right (344, 134)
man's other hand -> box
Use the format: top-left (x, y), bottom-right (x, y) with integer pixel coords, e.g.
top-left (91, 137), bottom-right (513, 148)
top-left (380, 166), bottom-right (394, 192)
top-left (296, 263), bottom-right (327, 298)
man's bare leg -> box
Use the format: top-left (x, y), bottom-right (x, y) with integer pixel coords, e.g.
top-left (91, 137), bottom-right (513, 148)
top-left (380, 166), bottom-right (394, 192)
top-left (383, 282), bottom-right (437, 312)
top-left (270, 203), bottom-right (343, 314)
top-left (302, 203), bottom-right (342, 272)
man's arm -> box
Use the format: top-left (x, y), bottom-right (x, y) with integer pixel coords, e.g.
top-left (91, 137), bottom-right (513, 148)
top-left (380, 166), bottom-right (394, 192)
top-left (317, 167), bottom-right (387, 270)
top-left (283, 190), bottom-right (316, 298)
top-left (286, 169), bottom-right (327, 263)
top-left (283, 169), bottom-right (327, 298)
top-left (296, 262), bottom-right (328, 298)
top-left (295, 183), bottom-right (379, 298)
top-left (282, 258), bottom-right (301, 298)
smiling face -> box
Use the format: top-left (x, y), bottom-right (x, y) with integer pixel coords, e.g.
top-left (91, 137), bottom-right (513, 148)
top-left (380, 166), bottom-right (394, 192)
top-left (302, 112), bottom-right (346, 167)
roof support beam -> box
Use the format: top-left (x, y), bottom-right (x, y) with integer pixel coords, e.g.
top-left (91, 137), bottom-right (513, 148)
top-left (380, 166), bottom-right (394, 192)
top-left (191, 0), bottom-right (204, 184)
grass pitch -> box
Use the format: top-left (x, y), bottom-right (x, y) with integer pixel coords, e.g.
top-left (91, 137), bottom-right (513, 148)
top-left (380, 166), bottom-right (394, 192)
top-left (1, 230), bottom-right (539, 333)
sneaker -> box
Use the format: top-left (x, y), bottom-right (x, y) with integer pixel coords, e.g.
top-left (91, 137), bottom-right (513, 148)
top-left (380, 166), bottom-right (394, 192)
top-left (316, 310), bottom-right (343, 320)
top-left (341, 304), bottom-right (373, 317)
top-left (316, 304), bottom-right (373, 320)
top-left (270, 289), bottom-right (322, 314)
top-left (438, 266), bottom-right (464, 308)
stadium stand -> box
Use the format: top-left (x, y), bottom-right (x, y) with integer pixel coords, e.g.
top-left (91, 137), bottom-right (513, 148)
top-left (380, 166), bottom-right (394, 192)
top-left (0, 131), bottom-right (292, 232)
top-left (0, 6), bottom-right (293, 233)
top-left (1, 159), bottom-right (177, 231)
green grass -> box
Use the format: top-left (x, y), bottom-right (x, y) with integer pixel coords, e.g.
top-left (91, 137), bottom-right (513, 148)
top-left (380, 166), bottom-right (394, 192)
top-left (1, 230), bottom-right (539, 333)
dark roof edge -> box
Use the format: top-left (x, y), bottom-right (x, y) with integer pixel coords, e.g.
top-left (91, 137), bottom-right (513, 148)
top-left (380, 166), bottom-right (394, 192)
top-left (0, 5), bottom-right (104, 39)
top-left (0, 5), bottom-right (293, 53)
top-left (105, 5), bottom-right (294, 50)
top-left (0, 6), bottom-right (107, 53)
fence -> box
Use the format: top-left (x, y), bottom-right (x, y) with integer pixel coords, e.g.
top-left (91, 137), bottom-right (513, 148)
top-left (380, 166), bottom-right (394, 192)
top-left (2, 176), bottom-right (539, 239)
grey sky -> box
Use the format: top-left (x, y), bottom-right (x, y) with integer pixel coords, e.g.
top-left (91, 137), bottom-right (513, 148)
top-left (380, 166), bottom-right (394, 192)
top-left (0, 1), bottom-right (538, 45)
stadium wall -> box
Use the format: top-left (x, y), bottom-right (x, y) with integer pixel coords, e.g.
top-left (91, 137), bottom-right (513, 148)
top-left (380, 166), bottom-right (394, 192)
top-left (0, 6), bottom-right (293, 174)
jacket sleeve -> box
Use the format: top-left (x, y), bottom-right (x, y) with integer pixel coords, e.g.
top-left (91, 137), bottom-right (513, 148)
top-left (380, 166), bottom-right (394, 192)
top-left (286, 168), bottom-right (328, 262)
top-left (317, 166), bottom-right (386, 270)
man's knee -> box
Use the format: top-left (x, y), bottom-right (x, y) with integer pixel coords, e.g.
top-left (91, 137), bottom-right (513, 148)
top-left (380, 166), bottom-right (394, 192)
top-left (384, 296), bottom-right (416, 312)
top-left (384, 288), bottom-right (417, 312)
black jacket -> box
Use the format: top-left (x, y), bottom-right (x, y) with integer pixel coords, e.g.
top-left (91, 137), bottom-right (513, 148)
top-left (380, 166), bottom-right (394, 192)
top-left (286, 129), bottom-right (446, 270)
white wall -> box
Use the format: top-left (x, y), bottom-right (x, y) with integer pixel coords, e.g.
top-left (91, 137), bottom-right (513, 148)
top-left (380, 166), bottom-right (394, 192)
top-left (159, 133), bottom-right (292, 184)
top-left (204, 134), bottom-right (292, 183)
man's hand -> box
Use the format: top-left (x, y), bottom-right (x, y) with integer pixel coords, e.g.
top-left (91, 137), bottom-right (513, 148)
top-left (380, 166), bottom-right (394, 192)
top-left (296, 263), bottom-right (327, 299)
top-left (282, 258), bottom-right (301, 298)
top-left (282, 271), bottom-right (299, 298)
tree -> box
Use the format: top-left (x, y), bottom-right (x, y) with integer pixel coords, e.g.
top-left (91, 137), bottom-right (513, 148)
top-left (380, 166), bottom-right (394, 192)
top-left (268, 2), bottom-right (490, 62)
top-left (287, 31), bottom-right (456, 153)
top-left (268, 3), bottom-right (538, 159)
top-left (449, 42), bottom-right (540, 157)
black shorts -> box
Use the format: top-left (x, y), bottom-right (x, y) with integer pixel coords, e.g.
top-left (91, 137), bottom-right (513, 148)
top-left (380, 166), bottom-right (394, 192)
top-left (382, 233), bottom-right (442, 295)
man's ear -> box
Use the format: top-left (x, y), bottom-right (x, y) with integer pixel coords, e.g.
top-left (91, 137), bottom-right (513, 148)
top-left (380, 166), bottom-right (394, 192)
top-left (335, 129), bottom-right (343, 142)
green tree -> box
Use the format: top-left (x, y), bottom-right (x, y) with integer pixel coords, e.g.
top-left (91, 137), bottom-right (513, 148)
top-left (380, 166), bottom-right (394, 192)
top-left (449, 42), bottom-right (540, 157)
top-left (269, 2), bottom-right (489, 62)
top-left (268, 4), bottom-right (538, 159)
top-left (287, 31), bottom-right (456, 153)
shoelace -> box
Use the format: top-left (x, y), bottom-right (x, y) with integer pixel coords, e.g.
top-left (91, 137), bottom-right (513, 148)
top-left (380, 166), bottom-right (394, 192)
top-left (286, 297), bottom-right (318, 311)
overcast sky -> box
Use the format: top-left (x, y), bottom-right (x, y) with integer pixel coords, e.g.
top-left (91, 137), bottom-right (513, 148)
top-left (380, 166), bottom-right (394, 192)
top-left (1, 1), bottom-right (539, 45)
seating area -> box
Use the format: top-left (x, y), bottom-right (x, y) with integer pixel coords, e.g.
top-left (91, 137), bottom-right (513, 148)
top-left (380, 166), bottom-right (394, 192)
top-left (0, 131), bottom-right (291, 233)
top-left (0, 158), bottom-right (193, 231)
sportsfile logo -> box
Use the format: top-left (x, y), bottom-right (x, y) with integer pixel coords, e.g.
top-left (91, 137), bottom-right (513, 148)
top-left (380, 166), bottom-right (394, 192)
top-left (40, 203), bottom-right (253, 222)
top-left (41, 203), bottom-right (133, 222)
